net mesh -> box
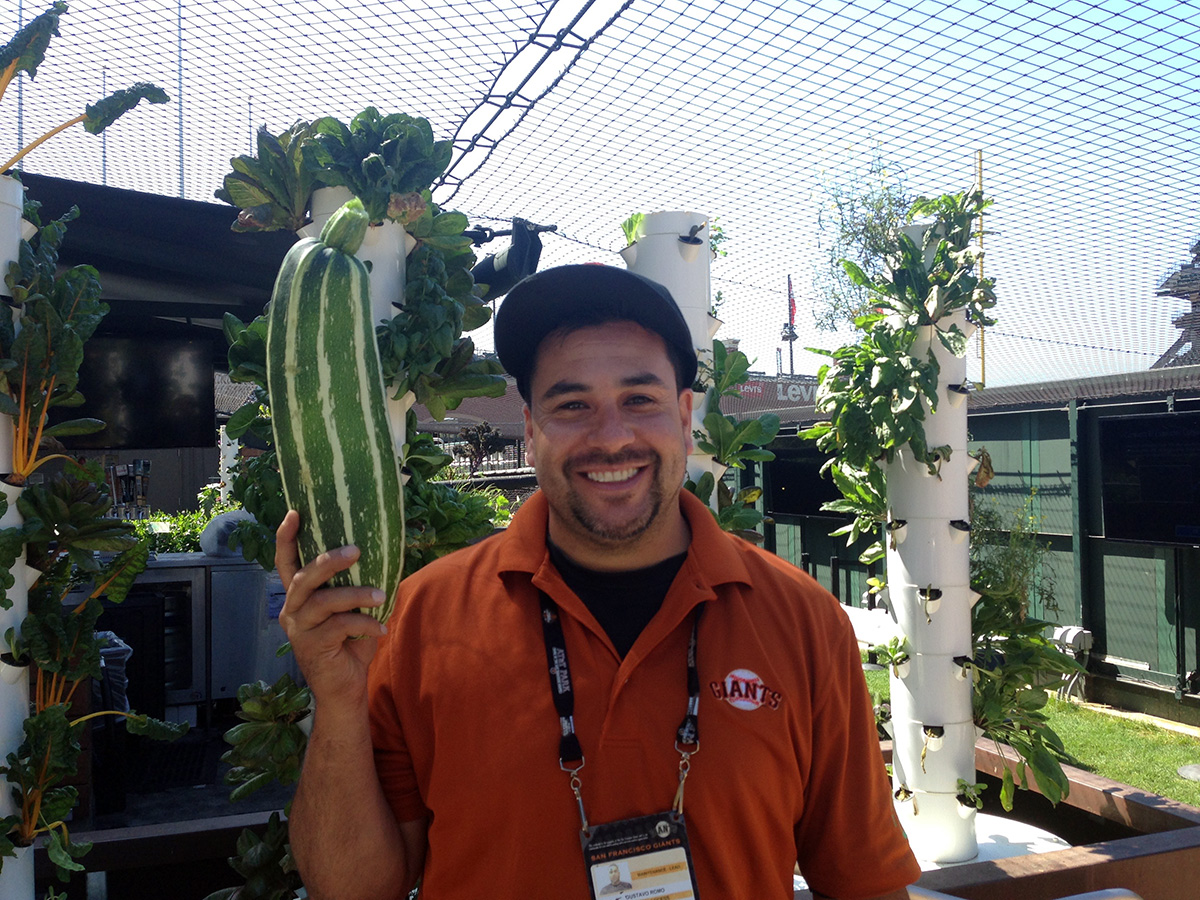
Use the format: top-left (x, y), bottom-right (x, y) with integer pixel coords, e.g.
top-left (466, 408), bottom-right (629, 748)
top-left (3, 0), bottom-right (1196, 387)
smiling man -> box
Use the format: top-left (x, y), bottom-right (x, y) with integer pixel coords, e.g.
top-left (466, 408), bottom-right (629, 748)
top-left (279, 264), bottom-right (920, 900)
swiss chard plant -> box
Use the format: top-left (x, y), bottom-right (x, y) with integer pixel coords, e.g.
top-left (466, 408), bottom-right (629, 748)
top-left (0, 3), bottom-right (168, 175)
top-left (1, 205), bottom-right (108, 487)
top-left (0, 217), bottom-right (187, 881)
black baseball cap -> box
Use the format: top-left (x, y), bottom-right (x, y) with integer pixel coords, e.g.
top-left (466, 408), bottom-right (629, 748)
top-left (494, 264), bottom-right (698, 401)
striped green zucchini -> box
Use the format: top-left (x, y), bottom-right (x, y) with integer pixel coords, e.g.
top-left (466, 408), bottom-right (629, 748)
top-left (266, 197), bottom-right (405, 622)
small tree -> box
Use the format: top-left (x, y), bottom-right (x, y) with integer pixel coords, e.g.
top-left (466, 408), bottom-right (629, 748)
top-left (812, 143), bottom-right (913, 331)
top-left (453, 421), bottom-right (507, 475)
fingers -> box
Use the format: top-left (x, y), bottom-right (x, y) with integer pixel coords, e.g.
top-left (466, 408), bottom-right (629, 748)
top-left (275, 510), bottom-right (301, 589)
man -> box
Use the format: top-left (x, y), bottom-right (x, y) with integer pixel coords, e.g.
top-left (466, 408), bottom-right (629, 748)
top-left (279, 264), bottom-right (919, 900)
top-left (600, 863), bottom-right (633, 894)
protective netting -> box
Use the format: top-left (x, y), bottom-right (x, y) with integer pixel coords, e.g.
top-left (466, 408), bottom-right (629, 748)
top-left (2, 0), bottom-right (1196, 387)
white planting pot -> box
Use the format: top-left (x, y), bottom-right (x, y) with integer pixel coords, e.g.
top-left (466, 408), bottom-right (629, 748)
top-left (885, 447), bottom-right (970, 521)
top-left (911, 313), bottom-right (976, 385)
top-left (919, 389), bottom-right (969, 452)
top-left (0, 481), bottom-right (30, 822)
top-left (885, 516), bottom-right (971, 588)
top-left (891, 718), bottom-right (977, 794)
top-left (0, 843), bottom-right (33, 899)
top-left (890, 583), bottom-right (972, 649)
top-left (889, 653), bottom-right (973, 725)
top-left (0, 175), bottom-right (22, 299)
top-left (896, 789), bottom-right (979, 864)
top-left (625, 211), bottom-right (711, 362)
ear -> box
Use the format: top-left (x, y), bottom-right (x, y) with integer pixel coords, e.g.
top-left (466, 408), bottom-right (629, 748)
top-left (678, 388), bottom-right (694, 455)
top-left (522, 405), bottom-right (536, 468)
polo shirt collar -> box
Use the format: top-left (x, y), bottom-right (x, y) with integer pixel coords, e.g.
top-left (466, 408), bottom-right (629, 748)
top-left (496, 489), bottom-right (754, 598)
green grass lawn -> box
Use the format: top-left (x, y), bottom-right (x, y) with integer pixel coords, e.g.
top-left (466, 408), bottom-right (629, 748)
top-left (862, 667), bottom-right (1200, 809)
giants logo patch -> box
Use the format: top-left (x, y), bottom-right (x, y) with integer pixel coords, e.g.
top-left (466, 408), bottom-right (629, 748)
top-left (710, 668), bottom-right (782, 710)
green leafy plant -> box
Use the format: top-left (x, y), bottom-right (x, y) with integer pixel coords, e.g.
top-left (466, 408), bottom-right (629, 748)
top-left (708, 217), bottom-right (729, 259)
top-left (871, 636), bottom-right (911, 678)
top-left (1, 205), bottom-right (109, 486)
top-left (0, 210), bottom-right (190, 882)
top-left (0, 3), bottom-right (168, 174)
top-left (685, 341), bottom-right (779, 542)
top-left (801, 187), bottom-right (997, 564)
top-left (966, 491), bottom-right (1082, 811)
top-left (216, 108), bottom-right (452, 232)
top-left (620, 212), bottom-right (644, 246)
top-left (956, 778), bottom-right (987, 810)
top-left (214, 121), bottom-right (319, 233)
top-left (0, 464), bottom-right (187, 881)
top-left (307, 109), bottom-right (452, 225)
top-left (133, 487), bottom-right (239, 554)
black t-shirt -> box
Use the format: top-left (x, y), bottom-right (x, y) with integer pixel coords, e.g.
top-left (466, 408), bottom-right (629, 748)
top-left (547, 542), bottom-right (688, 658)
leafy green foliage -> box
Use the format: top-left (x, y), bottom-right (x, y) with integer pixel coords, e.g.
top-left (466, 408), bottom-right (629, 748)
top-left (684, 341), bottom-right (778, 542)
top-left (803, 187), bottom-right (995, 563)
top-left (968, 492), bottom-right (1082, 811)
top-left (872, 636), bottom-right (911, 676)
top-left (819, 460), bottom-right (887, 564)
top-left (21, 459), bottom-right (141, 577)
top-left (620, 212), bottom-right (644, 246)
top-left (404, 456), bottom-right (504, 576)
top-left (222, 675), bottom-right (311, 804)
top-left (202, 811), bottom-right (303, 900)
top-left (812, 144), bottom-right (913, 331)
top-left (133, 487), bottom-right (239, 555)
top-left (2, 206), bottom-right (111, 482)
top-left (308, 108), bottom-right (452, 225)
top-left (216, 122), bottom-right (320, 233)
top-left (956, 778), bottom-right (987, 810)
top-left (0, 210), bottom-right (185, 880)
top-left (0, 2), bottom-right (66, 87)
top-left (82, 82), bottom-right (168, 133)
top-left (802, 316), bottom-right (942, 472)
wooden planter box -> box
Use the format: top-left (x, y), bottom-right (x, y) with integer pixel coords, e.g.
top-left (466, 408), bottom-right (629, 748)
top-left (796, 740), bottom-right (1200, 899)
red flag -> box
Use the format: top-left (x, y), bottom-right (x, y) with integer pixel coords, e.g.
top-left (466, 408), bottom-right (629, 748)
top-left (787, 275), bottom-right (796, 326)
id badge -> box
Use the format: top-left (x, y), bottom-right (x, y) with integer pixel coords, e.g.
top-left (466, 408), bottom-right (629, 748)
top-left (581, 811), bottom-right (700, 900)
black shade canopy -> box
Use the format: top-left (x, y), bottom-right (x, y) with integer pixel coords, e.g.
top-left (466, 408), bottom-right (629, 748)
top-left (19, 172), bottom-right (295, 366)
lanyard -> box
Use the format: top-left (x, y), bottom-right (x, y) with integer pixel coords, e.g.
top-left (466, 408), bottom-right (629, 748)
top-left (538, 591), bottom-right (702, 839)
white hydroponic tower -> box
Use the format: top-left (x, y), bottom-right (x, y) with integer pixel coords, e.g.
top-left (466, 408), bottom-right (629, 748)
top-left (885, 223), bottom-right (980, 863)
top-left (621, 211), bottom-right (724, 503)
top-left (0, 174), bottom-right (39, 898)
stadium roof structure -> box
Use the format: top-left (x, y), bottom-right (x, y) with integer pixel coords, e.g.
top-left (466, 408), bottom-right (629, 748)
top-left (3, 0), bottom-right (1199, 389)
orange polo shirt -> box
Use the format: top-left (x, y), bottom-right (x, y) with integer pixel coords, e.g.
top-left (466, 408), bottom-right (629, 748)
top-left (369, 490), bottom-right (919, 899)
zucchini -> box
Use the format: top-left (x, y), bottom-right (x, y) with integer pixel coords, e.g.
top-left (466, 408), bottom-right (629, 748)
top-left (266, 197), bottom-right (405, 621)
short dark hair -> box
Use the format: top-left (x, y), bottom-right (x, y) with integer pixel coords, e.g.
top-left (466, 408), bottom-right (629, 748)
top-left (494, 264), bottom-right (698, 403)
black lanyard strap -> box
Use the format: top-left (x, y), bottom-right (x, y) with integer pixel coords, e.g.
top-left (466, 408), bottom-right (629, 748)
top-left (538, 591), bottom-right (704, 831)
top-left (539, 597), bottom-right (585, 767)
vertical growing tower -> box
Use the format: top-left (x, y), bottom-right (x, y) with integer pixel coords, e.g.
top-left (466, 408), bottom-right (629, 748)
top-left (806, 187), bottom-right (994, 864)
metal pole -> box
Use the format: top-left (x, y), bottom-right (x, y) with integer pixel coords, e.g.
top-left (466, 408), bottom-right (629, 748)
top-left (102, 69), bottom-right (107, 184)
top-left (177, 0), bottom-right (185, 197)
